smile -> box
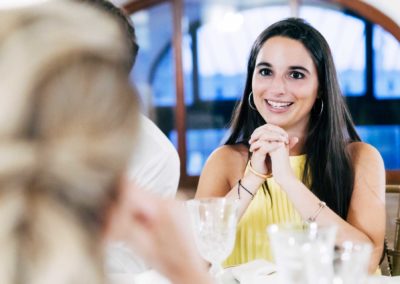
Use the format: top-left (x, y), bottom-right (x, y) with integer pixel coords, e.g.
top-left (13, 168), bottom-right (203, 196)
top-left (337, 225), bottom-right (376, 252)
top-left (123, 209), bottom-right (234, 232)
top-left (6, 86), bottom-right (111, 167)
top-left (266, 99), bottom-right (293, 109)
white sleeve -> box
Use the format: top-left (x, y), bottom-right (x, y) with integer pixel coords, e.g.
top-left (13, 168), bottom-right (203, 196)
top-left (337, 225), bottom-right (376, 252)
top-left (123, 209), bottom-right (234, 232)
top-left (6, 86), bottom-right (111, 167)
top-left (126, 115), bottom-right (180, 198)
top-left (105, 116), bottom-right (180, 276)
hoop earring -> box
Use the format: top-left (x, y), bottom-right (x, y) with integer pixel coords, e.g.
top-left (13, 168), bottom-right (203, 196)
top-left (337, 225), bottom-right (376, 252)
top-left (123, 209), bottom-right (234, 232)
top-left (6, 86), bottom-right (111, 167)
top-left (319, 99), bottom-right (324, 116)
top-left (248, 92), bottom-right (257, 110)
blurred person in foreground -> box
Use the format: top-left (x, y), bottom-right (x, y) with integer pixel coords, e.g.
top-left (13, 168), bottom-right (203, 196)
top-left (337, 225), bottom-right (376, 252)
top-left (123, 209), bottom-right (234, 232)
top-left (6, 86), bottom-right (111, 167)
top-left (75, 0), bottom-right (181, 274)
top-left (77, 0), bottom-right (180, 200)
top-left (0, 1), bottom-right (210, 284)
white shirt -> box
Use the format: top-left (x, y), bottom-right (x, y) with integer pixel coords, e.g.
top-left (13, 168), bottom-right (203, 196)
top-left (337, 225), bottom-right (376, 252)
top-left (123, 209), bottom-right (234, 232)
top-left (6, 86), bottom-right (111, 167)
top-left (126, 115), bottom-right (180, 198)
top-left (106, 114), bottom-right (180, 274)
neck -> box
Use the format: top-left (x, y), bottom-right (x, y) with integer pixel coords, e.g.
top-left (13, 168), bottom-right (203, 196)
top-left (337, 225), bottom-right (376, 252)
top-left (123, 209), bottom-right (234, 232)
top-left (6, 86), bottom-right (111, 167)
top-left (286, 123), bottom-right (309, 156)
top-left (289, 139), bottom-right (305, 156)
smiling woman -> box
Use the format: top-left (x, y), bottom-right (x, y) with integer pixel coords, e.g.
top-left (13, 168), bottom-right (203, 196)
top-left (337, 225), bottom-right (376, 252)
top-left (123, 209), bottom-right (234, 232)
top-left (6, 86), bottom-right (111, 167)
top-left (251, 36), bottom-right (319, 135)
top-left (196, 18), bottom-right (386, 273)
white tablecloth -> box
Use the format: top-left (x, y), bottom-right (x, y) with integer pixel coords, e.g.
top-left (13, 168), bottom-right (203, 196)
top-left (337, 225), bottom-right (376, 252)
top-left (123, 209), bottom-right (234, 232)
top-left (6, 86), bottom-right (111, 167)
top-left (109, 261), bottom-right (400, 284)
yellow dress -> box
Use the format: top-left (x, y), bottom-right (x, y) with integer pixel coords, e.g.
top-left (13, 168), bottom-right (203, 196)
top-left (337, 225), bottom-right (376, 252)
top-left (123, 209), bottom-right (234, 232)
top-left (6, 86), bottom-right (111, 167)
top-left (224, 155), bottom-right (306, 267)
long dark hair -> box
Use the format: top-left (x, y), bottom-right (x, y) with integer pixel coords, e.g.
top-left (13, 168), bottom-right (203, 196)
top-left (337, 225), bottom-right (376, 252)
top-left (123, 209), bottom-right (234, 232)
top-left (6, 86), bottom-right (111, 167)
top-left (225, 18), bottom-right (360, 219)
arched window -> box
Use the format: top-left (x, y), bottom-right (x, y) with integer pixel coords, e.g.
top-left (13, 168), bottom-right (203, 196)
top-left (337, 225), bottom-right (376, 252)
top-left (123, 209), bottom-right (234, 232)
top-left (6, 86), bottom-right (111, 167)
top-left (128, 1), bottom-right (400, 179)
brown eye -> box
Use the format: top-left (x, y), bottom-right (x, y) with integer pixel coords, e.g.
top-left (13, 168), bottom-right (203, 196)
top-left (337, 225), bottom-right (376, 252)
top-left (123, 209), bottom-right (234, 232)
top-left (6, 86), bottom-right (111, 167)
top-left (260, 68), bottom-right (272, 76)
top-left (290, 71), bottom-right (305, 79)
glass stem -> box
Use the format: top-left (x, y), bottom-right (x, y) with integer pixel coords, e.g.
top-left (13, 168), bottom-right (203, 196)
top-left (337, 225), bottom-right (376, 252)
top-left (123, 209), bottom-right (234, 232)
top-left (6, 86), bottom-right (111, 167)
top-left (209, 261), bottom-right (223, 277)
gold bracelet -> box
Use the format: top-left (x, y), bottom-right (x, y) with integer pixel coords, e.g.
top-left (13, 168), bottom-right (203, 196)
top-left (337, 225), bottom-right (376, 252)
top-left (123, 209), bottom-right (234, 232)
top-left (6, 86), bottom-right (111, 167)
top-left (307, 201), bottom-right (326, 223)
top-left (248, 161), bottom-right (272, 179)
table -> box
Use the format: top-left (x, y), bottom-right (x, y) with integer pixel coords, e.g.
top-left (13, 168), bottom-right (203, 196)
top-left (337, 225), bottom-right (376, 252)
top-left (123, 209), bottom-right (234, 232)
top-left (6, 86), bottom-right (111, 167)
top-left (109, 268), bottom-right (400, 284)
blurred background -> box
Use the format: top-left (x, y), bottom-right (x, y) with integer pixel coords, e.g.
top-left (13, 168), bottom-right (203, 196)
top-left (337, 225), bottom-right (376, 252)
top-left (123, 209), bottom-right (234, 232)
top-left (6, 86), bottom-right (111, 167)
top-left (114, 0), bottom-right (400, 190)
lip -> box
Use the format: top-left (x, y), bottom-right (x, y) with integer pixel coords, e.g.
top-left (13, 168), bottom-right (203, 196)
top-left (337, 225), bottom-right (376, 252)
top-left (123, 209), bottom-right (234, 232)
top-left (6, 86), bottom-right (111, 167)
top-left (264, 99), bottom-right (293, 113)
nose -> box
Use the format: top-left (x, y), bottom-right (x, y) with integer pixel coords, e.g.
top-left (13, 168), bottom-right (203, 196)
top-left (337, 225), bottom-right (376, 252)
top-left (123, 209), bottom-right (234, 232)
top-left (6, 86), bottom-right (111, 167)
top-left (268, 75), bottom-right (285, 96)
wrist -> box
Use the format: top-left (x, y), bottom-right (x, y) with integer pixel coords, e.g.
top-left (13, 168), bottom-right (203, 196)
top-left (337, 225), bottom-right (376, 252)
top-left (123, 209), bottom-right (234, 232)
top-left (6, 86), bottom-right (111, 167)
top-left (241, 172), bottom-right (265, 194)
top-left (248, 161), bottom-right (272, 179)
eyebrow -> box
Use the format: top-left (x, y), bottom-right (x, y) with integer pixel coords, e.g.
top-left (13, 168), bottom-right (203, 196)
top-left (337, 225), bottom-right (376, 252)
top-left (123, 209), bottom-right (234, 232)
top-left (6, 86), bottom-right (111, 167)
top-left (255, 62), bottom-right (311, 75)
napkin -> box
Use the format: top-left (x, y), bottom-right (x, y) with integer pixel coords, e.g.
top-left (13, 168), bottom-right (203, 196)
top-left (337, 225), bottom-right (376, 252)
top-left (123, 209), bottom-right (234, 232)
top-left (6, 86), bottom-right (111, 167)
top-left (229, 259), bottom-right (277, 283)
top-left (133, 270), bottom-right (171, 284)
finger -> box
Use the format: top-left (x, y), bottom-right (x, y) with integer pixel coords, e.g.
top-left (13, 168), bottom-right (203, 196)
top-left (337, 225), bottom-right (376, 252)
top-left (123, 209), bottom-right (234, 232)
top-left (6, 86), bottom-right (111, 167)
top-left (251, 132), bottom-right (289, 145)
top-left (250, 131), bottom-right (288, 146)
top-left (257, 141), bottom-right (285, 154)
top-left (250, 140), bottom-right (283, 155)
top-left (127, 188), bottom-right (159, 225)
top-left (249, 133), bottom-right (288, 152)
top-left (255, 123), bottom-right (288, 137)
top-left (249, 139), bottom-right (266, 152)
top-left (250, 124), bottom-right (288, 143)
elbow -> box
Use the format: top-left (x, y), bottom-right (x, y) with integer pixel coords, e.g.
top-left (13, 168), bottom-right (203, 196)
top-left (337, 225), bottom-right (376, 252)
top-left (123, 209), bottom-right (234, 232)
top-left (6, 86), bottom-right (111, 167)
top-left (368, 243), bottom-right (384, 274)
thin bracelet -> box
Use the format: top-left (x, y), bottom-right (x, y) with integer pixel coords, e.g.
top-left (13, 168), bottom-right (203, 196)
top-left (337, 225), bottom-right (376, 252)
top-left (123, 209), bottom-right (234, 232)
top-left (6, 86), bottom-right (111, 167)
top-left (237, 179), bottom-right (254, 200)
top-left (307, 201), bottom-right (327, 223)
top-left (248, 161), bottom-right (272, 179)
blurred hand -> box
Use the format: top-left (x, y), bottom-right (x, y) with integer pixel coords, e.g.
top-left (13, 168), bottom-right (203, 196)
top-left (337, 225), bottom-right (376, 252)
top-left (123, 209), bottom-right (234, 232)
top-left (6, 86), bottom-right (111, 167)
top-left (105, 179), bottom-right (211, 284)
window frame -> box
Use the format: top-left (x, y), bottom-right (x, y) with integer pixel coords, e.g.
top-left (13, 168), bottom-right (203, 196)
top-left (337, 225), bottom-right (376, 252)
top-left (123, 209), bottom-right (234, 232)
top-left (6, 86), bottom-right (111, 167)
top-left (123, 0), bottom-right (400, 187)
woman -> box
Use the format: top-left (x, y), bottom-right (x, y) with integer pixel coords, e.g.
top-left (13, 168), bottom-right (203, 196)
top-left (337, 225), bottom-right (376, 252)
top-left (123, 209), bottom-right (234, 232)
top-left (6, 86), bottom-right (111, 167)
top-left (0, 2), bottom-right (136, 283)
top-left (197, 18), bottom-right (385, 272)
top-left (0, 2), bottom-right (211, 284)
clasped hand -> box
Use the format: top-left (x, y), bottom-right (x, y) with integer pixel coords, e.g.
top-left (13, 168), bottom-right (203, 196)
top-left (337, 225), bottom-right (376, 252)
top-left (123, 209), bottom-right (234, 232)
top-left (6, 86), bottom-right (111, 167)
top-left (248, 124), bottom-right (298, 184)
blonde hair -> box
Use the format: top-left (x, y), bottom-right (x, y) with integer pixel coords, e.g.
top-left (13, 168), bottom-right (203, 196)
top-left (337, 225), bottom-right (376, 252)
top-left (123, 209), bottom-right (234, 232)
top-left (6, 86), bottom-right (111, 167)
top-left (0, 2), bottom-right (138, 283)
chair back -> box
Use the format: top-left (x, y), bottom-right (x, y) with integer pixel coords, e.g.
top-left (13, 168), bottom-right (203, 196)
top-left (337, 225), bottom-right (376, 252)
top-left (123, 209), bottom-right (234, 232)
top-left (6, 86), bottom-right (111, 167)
top-left (385, 184), bottom-right (400, 276)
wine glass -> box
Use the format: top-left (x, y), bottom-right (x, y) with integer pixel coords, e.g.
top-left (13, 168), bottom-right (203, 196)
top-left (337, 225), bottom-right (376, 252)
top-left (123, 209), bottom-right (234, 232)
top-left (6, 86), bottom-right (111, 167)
top-left (186, 198), bottom-right (238, 279)
top-left (333, 241), bottom-right (372, 284)
top-left (267, 223), bottom-right (337, 284)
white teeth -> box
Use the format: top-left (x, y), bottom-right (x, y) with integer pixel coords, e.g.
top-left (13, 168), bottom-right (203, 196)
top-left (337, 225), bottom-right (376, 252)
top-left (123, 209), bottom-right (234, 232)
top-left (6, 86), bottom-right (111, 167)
top-left (267, 100), bottom-right (292, 109)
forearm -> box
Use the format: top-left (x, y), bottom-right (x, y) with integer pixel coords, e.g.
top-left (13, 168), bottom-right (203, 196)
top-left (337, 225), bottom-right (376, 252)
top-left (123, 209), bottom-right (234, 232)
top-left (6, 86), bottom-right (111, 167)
top-left (281, 177), bottom-right (384, 271)
top-left (279, 177), bottom-right (372, 244)
top-left (368, 244), bottom-right (384, 273)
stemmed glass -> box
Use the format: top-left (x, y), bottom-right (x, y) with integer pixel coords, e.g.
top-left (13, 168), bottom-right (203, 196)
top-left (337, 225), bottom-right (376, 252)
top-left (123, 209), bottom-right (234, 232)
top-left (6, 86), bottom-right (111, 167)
top-left (186, 198), bottom-right (238, 279)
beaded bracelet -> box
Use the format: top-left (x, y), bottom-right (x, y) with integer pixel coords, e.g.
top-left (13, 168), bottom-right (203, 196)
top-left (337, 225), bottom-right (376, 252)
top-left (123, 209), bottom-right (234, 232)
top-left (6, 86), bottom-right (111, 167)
top-left (237, 180), bottom-right (254, 199)
top-left (248, 161), bottom-right (272, 179)
top-left (307, 201), bottom-right (327, 223)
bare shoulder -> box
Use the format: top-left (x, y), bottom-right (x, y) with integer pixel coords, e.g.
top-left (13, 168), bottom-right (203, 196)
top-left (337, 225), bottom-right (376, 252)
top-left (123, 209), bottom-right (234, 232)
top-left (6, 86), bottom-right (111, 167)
top-left (347, 141), bottom-right (384, 165)
top-left (204, 144), bottom-right (249, 180)
top-left (207, 144), bottom-right (248, 165)
top-left (347, 141), bottom-right (385, 196)
top-left (197, 144), bottom-right (248, 197)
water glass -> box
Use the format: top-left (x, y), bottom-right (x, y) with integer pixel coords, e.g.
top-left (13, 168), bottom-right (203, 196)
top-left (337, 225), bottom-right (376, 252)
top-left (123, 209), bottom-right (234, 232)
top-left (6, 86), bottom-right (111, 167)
top-left (333, 241), bottom-right (372, 284)
top-left (186, 198), bottom-right (238, 278)
top-left (267, 223), bottom-right (337, 284)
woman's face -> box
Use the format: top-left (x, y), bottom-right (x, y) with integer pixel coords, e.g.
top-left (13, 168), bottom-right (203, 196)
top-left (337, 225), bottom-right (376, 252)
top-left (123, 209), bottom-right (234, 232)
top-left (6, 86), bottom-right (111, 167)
top-left (251, 36), bottom-right (319, 135)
